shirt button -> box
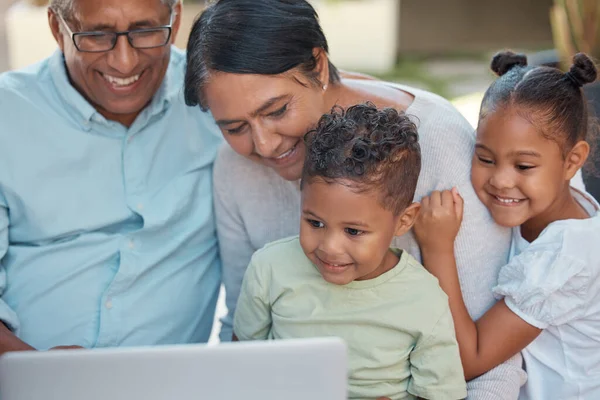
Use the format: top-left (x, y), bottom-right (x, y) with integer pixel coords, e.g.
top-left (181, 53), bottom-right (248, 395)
top-left (137, 203), bottom-right (144, 211)
top-left (105, 300), bottom-right (113, 310)
top-left (128, 240), bottom-right (135, 249)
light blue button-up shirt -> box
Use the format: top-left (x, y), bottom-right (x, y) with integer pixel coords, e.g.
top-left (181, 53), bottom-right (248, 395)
top-left (0, 47), bottom-right (223, 350)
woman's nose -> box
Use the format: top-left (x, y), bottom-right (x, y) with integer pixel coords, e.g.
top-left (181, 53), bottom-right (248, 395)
top-left (252, 127), bottom-right (283, 158)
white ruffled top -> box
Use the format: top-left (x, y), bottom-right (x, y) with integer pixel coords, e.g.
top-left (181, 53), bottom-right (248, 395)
top-left (493, 189), bottom-right (600, 399)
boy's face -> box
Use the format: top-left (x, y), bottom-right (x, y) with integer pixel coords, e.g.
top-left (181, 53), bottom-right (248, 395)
top-left (299, 178), bottom-right (416, 285)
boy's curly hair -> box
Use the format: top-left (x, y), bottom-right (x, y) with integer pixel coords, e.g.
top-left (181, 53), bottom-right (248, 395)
top-left (302, 102), bottom-right (421, 215)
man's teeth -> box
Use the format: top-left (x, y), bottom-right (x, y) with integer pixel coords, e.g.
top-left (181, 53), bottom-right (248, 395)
top-left (103, 73), bottom-right (141, 87)
top-left (275, 145), bottom-right (295, 160)
top-left (495, 196), bottom-right (522, 204)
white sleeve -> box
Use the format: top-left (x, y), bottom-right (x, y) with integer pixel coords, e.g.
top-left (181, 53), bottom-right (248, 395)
top-left (494, 248), bottom-right (589, 329)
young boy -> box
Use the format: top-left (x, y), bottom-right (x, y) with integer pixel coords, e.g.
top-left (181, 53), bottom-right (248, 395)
top-left (233, 103), bottom-right (466, 400)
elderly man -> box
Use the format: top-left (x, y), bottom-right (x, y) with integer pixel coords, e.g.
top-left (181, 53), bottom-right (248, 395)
top-left (0, 0), bottom-right (222, 353)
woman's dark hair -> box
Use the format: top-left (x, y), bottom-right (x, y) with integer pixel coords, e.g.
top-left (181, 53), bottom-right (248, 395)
top-left (480, 51), bottom-right (598, 155)
top-left (184, 0), bottom-right (341, 111)
top-left (302, 103), bottom-right (421, 215)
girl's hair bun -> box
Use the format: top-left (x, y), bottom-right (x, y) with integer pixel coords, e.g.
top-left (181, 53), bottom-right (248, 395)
top-left (566, 53), bottom-right (598, 88)
top-left (490, 51), bottom-right (528, 76)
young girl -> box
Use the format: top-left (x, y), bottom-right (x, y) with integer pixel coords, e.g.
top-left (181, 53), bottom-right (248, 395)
top-left (414, 51), bottom-right (600, 399)
top-left (234, 103), bottom-right (467, 400)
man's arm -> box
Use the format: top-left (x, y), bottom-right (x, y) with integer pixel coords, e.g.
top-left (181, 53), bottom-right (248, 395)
top-left (0, 198), bottom-right (30, 355)
top-left (0, 194), bottom-right (83, 354)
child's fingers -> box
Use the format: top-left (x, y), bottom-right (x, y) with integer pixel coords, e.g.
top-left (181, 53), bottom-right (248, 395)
top-left (420, 196), bottom-right (430, 209)
top-left (430, 190), bottom-right (442, 206)
top-left (441, 190), bottom-right (454, 208)
top-left (452, 187), bottom-right (464, 220)
top-left (451, 187), bottom-right (463, 204)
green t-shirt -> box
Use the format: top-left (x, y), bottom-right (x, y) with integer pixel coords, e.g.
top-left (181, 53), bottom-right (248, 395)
top-left (234, 236), bottom-right (467, 400)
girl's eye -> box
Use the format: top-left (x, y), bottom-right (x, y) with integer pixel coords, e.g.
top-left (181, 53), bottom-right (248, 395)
top-left (517, 165), bottom-right (535, 171)
top-left (345, 228), bottom-right (364, 236)
top-left (226, 124), bottom-right (246, 135)
top-left (268, 104), bottom-right (288, 118)
top-left (307, 219), bottom-right (324, 228)
top-left (477, 156), bottom-right (494, 165)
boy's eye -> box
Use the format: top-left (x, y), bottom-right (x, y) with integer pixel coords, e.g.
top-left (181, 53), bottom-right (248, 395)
top-left (345, 228), bottom-right (364, 236)
top-left (307, 219), bottom-right (324, 228)
top-left (517, 165), bottom-right (535, 171)
top-left (477, 156), bottom-right (494, 165)
top-left (268, 104), bottom-right (288, 118)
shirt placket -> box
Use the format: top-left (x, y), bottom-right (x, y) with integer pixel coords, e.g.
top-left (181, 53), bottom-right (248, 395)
top-left (95, 126), bottom-right (145, 347)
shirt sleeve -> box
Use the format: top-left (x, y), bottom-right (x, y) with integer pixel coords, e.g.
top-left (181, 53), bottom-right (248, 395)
top-left (232, 254), bottom-right (272, 341)
top-left (0, 195), bottom-right (19, 333)
top-left (493, 249), bottom-right (590, 329)
top-left (213, 147), bottom-right (260, 342)
top-left (408, 307), bottom-right (467, 400)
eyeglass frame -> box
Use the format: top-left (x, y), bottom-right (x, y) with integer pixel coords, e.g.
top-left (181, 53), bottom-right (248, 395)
top-left (55, 10), bottom-right (176, 53)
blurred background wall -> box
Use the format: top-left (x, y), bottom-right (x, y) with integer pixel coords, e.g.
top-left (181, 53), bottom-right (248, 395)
top-left (399, 0), bottom-right (554, 53)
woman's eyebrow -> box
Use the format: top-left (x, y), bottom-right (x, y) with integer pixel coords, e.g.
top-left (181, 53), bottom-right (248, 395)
top-left (250, 95), bottom-right (289, 117)
top-left (215, 95), bottom-right (289, 126)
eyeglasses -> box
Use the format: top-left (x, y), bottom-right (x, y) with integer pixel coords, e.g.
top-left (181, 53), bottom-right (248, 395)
top-left (56, 11), bottom-right (174, 53)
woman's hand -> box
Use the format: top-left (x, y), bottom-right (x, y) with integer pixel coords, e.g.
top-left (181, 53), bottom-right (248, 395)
top-left (414, 188), bottom-right (463, 253)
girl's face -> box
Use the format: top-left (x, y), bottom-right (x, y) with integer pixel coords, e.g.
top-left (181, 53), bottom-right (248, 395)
top-left (203, 69), bottom-right (329, 182)
top-left (471, 107), bottom-right (573, 229)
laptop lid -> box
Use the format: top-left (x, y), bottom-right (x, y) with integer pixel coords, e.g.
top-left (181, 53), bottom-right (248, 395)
top-left (0, 337), bottom-right (347, 400)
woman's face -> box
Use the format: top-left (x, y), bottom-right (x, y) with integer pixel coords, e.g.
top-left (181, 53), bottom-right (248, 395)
top-left (203, 70), bottom-right (329, 181)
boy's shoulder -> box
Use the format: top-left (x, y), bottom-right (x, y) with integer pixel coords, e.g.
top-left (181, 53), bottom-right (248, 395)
top-left (398, 251), bottom-right (444, 284)
top-left (254, 234), bottom-right (303, 255)
top-left (248, 236), bottom-right (321, 289)
top-left (251, 236), bottom-right (307, 269)
top-left (390, 250), bottom-right (450, 307)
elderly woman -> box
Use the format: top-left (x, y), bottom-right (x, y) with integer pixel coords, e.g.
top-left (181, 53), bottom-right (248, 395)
top-left (184, 0), bottom-right (525, 398)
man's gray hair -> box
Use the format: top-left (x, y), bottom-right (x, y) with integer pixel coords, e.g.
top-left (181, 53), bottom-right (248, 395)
top-left (50, 0), bottom-right (179, 19)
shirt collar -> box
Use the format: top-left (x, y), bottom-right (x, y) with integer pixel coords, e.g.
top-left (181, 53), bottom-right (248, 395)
top-left (49, 49), bottom-right (96, 126)
top-left (48, 49), bottom-right (174, 131)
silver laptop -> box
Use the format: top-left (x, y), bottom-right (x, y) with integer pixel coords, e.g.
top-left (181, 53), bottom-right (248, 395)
top-left (0, 337), bottom-right (347, 400)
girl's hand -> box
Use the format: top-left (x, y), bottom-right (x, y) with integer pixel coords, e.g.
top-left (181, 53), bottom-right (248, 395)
top-left (414, 188), bottom-right (463, 252)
